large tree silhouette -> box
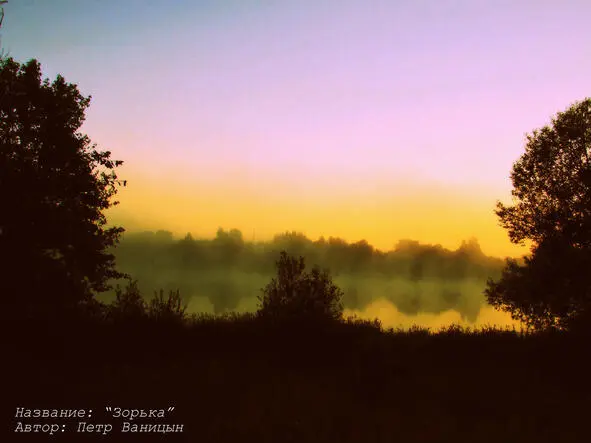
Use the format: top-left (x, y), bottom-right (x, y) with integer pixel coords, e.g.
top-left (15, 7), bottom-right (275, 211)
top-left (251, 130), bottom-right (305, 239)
top-left (0, 58), bottom-right (126, 319)
top-left (486, 98), bottom-right (591, 331)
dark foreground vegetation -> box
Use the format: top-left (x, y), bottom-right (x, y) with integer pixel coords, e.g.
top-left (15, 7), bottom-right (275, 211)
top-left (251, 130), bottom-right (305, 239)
top-left (2, 44), bottom-right (590, 441)
top-left (8, 250), bottom-right (591, 442)
top-left (9, 299), bottom-right (591, 443)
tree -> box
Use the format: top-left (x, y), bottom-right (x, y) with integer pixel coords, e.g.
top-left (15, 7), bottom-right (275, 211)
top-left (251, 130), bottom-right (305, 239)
top-left (0, 58), bottom-right (126, 319)
top-left (257, 251), bottom-right (344, 325)
top-left (485, 98), bottom-right (591, 331)
top-left (212, 228), bottom-right (244, 265)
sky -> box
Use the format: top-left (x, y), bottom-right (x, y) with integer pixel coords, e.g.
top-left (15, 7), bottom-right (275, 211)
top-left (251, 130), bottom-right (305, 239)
top-left (4, 0), bottom-right (591, 257)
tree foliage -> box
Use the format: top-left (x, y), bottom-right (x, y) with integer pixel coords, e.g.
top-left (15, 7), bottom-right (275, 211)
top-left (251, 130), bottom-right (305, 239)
top-left (496, 98), bottom-right (591, 249)
top-left (486, 98), bottom-right (591, 331)
top-left (257, 251), bottom-right (344, 325)
top-left (486, 237), bottom-right (591, 330)
top-left (0, 58), bottom-right (125, 317)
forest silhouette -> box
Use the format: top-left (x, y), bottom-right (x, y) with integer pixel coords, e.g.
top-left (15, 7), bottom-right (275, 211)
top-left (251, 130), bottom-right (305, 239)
top-left (3, 50), bottom-right (590, 442)
top-left (105, 229), bottom-right (505, 322)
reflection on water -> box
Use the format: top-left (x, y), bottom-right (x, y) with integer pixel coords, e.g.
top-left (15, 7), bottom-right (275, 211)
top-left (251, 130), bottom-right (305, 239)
top-left (343, 298), bottom-right (523, 330)
top-left (185, 277), bottom-right (524, 330)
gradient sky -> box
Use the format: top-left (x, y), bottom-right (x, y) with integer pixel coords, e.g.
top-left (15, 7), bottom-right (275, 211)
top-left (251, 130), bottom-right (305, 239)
top-left (5, 0), bottom-right (591, 257)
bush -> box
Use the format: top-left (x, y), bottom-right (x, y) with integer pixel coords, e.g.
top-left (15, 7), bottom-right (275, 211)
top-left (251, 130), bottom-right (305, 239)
top-left (147, 288), bottom-right (188, 325)
top-left (108, 280), bottom-right (146, 323)
top-left (107, 280), bottom-right (187, 324)
top-left (257, 251), bottom-right (344, 326)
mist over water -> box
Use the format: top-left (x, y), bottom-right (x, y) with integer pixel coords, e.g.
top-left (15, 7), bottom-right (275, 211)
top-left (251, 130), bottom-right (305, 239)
top-left (105, 229), bottom-right (522, 328)
top-left (183, 278), bottom-right (521, 329)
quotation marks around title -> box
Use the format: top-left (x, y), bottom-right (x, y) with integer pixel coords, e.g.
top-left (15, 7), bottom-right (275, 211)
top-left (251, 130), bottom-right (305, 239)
top-left (14, 407), bottom-right (184, 435)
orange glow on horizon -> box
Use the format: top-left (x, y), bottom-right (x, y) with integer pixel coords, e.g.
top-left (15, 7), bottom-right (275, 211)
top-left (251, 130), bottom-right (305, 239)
top-left (107, 168), bottom-right (529, 259)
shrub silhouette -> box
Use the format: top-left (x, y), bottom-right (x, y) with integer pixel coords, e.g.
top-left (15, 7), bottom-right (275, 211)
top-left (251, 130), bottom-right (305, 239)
top-left (109, 280), bottom-right (147, 323)
top-left (257, 251), bottom-right (344, 326)
top-left (107, 279), bottom-right (188, 326)
top-left (147, 288), bottom-right (188, 325)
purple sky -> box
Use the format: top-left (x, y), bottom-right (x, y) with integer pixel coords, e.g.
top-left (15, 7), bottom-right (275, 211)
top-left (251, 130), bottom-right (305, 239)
top-left (4, 0), bottom-right (590, 256)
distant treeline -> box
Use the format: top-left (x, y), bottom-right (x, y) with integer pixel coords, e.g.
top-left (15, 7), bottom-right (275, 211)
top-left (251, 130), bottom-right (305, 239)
top-left (114, 228), bottom-right (505, 278)
top-left (105, 229), bottom-right (507, 321)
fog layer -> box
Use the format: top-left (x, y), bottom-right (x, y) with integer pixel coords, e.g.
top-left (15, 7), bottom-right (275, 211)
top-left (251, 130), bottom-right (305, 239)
top-left (104, 228), bottom-right (519, 327)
